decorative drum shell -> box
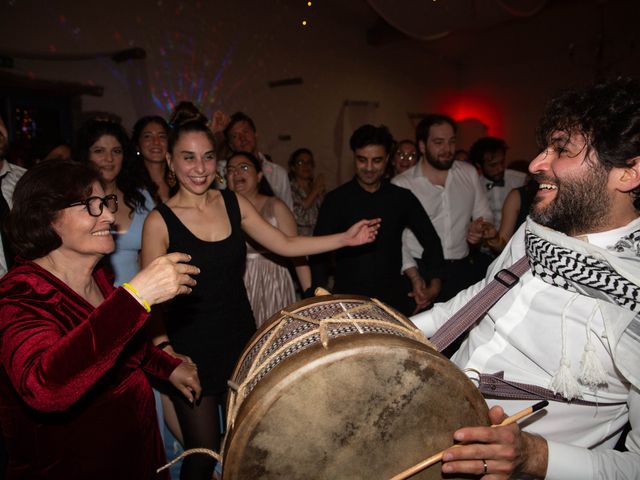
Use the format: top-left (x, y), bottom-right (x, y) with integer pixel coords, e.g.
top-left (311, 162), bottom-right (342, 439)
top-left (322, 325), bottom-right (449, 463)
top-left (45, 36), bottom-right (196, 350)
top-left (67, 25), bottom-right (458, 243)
top-left (222, 294), bottom-right (489, 480)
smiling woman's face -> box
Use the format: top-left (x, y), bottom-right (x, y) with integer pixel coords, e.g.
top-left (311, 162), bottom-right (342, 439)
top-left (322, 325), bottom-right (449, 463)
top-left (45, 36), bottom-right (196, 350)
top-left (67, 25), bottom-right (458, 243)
top-left (168, 131), bottom-right (217, 195)
top-left (138, 121), bottom-right (168, 164)
top-left (89, 135), bottom-right (123, 184)
top-left (52, 181), bottom-right (116, 258)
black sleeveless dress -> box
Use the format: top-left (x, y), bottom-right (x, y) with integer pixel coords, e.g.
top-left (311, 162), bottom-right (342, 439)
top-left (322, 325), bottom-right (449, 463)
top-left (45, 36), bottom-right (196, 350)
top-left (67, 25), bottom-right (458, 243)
top-left (156, 190), bottom-right (256, 396)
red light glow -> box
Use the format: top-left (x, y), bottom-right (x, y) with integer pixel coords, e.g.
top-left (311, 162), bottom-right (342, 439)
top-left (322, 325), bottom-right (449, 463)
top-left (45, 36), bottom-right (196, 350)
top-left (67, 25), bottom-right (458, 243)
top-left (436, 90), bottom-right (503, 137)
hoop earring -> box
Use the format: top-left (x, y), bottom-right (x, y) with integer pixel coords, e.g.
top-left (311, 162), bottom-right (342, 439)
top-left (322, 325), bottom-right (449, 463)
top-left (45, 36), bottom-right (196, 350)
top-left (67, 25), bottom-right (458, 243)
top-left (215, 172), bottom-right (225, 185)
top-left (167, 170), bottom-right (177, 187)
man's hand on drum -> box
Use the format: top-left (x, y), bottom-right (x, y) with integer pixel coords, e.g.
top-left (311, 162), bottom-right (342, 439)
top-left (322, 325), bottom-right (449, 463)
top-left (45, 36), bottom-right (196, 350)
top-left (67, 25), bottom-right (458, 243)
top-left (127, 252), bottom-right (200, 306)
top-left (341, 218), bottom-right (382, 247)
top-left (441, 405), bottom-right (548, 479)
top-left (169, 361), bottom-right (202, 404)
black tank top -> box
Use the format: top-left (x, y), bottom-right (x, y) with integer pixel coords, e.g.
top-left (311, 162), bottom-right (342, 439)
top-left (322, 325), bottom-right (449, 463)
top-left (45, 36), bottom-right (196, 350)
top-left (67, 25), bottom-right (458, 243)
top-left (156, 189), bottom-right (255, 395)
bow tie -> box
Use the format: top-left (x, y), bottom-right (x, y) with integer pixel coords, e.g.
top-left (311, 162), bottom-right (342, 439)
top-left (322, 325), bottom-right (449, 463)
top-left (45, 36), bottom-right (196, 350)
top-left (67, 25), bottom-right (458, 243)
top-left (486, 179), bottom-right (505, 190)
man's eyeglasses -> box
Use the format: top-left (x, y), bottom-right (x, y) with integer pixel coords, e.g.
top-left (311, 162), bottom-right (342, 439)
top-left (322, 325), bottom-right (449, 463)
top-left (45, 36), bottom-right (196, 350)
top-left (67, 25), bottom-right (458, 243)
top-left (396, 152), bottom-right (417, 161)
top-left (68, 194), bottom-right (118, 217)
top-left (225, 163), bottom-right (253, 175)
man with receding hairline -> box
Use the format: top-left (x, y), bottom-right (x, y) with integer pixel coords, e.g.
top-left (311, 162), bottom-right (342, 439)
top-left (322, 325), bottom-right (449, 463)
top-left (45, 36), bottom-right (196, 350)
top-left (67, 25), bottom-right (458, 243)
top-left (224, 112), bottom-right (293, 210)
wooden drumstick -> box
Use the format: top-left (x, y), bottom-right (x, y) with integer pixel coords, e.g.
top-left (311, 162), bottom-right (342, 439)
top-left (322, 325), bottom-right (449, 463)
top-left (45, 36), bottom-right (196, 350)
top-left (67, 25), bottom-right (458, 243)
top-left (389, 400), bottom-right (549, 480)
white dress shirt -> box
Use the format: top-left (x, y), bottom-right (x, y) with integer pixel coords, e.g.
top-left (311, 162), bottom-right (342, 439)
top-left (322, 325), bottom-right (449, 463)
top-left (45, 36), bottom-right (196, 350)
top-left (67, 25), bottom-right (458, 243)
top-left (481, 168), bottom-right (527, 227)
top-left (257, 152), bottom-right (293, 211)
top-left (392, 160), bottom-right (493, 269)
top-left (0, 160), bottom-right (26, 278)
top-left (411, 217), bottom-right (640, 479)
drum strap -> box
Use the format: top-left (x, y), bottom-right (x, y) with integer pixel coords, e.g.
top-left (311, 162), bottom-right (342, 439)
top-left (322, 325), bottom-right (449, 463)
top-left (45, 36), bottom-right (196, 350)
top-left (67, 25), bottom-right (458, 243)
top-left (429, 255), bottom-right (530, 352)
top-left (477, 371), bottom-right (626, 406)
top-left (429, 256), bottom-right (626, 406)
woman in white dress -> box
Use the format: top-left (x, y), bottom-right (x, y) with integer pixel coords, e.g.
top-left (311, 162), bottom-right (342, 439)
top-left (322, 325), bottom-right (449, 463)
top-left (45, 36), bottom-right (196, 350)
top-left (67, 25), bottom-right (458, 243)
top-left (226, 151), bottom-right (312, 328)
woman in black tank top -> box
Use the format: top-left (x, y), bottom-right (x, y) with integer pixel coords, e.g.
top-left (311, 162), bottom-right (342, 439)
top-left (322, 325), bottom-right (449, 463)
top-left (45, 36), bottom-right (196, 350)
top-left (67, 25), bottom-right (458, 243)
top-left (141, 120), bottom-right (381, 480)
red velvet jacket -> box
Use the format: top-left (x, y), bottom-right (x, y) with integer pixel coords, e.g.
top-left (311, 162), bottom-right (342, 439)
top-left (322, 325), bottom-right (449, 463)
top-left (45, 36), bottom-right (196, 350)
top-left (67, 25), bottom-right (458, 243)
top-left (0, 260), bottom-right (181, 479)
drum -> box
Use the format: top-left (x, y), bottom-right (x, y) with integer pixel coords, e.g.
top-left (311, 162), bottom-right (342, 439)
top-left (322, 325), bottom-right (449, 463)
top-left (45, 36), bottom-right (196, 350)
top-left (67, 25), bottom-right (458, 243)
top-left (222, 294), bottom-right (489, 480)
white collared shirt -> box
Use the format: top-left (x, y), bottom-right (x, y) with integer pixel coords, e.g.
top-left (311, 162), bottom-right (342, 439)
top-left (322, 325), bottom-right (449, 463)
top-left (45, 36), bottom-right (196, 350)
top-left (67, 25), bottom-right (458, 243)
top-left (481, 168), bottom-right (527, 227)
top-left (411, 217), bottom-right (640, 479)
top-left (392, 160), bottom-right (493, 267)
top-left (0, 160), bottom-right (27, 278)
top-left (257, 152), bottom-right (293, 211)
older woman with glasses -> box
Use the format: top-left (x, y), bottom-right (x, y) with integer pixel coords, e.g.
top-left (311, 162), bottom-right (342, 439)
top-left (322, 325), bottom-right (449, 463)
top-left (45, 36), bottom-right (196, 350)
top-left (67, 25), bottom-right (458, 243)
top-left (75, 118), bottom-right (157, 287)
top-left (0, 159), bottom-right (201, 480)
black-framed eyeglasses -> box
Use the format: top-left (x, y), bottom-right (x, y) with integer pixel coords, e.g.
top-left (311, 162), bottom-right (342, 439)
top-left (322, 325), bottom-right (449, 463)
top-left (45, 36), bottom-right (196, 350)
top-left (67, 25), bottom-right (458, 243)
top-left (67, 194), bottom-right (118, 217)
top-left (225, 163), bottom-right (253, 175)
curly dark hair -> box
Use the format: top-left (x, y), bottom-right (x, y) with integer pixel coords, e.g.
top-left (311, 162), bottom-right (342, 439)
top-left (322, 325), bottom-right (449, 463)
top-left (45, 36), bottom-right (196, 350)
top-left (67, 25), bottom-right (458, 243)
top-left (469, 137), bottom-right (507, 168)
top-left (7, 159), bottom-right (102, 260)
top-left (74, 118), bottom-right (154, 215)
top-left (536, 77), bottom-right (640, 209)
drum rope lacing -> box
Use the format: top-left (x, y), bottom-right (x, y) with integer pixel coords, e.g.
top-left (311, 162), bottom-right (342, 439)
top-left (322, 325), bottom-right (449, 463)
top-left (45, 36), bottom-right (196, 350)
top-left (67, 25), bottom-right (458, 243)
top-left (226, 299), bottom-right (431, 434)
top-left (157, 448), bottom-right (222, 474)
top-left (156, 298), bottom-right (433, 474)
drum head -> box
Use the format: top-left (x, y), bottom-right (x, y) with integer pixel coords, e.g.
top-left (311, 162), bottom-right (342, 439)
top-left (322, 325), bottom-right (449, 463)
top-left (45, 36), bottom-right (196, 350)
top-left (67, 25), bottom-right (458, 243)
top-left (223, 334), bottom-right (489, 479)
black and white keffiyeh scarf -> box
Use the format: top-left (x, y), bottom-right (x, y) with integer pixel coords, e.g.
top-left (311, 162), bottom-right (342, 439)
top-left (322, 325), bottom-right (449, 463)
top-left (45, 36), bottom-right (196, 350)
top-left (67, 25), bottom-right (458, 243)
top-left (524, 219), bottom-right (640, 398)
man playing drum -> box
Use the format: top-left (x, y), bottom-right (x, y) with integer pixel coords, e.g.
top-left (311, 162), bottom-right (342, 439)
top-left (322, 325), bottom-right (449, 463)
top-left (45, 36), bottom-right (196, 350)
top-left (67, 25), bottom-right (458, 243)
top-left (412, 78), bottom-right (640, 478)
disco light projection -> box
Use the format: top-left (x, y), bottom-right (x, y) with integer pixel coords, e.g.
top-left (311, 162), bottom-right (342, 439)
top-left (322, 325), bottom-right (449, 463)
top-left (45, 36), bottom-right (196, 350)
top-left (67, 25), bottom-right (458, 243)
top-left (146, 36), bottom-right (236, 117)
top-left (31, 1), bottom-right (307, 122)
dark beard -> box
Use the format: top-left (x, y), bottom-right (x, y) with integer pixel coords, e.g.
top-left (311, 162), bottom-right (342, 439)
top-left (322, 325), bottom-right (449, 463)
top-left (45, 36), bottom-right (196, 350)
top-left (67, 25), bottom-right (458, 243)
top-left (425, 151), bottom-right (453, 171)
top-left (530, 167), bottom-right (611, 236)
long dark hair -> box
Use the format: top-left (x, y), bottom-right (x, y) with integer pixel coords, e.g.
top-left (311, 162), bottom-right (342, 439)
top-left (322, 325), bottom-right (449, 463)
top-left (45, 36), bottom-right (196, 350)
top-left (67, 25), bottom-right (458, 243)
top-left (131, 115), bottom-right (169, 202)
top-left (75, 119), bottom-right (154, 215)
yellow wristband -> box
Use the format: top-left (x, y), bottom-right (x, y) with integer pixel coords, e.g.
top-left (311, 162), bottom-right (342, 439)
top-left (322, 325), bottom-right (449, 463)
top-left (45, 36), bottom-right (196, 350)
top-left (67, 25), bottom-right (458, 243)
top-left (122, 282), bottom-right (151, 313)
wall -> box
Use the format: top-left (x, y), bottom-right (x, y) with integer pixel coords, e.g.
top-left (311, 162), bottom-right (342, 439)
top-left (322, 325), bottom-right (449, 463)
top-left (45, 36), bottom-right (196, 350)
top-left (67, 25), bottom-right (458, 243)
top-left (1, 0), bottom-right (638, 180)
top-left (0, 0), bottom-right (454, 187)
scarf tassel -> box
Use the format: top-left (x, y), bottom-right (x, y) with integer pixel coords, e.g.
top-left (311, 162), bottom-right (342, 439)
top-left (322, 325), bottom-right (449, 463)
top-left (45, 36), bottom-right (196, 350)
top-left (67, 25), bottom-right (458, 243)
top-left (550, 358), bottom-right (583, 400)
top-left (579, 343), bottom-right (608, 388)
